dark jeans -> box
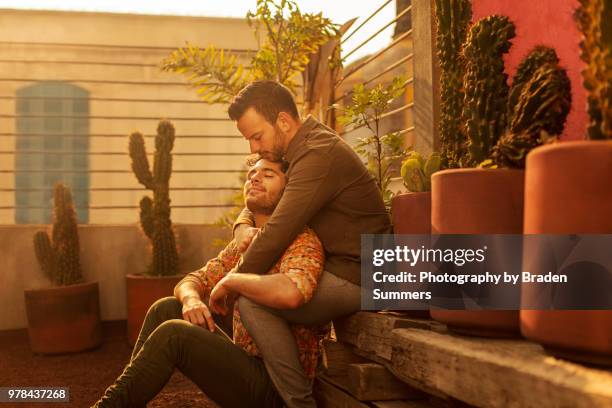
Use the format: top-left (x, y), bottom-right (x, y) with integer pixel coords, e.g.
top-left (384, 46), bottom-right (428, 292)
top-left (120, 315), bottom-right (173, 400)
top-left (92, 296), bottom-right (284, 408)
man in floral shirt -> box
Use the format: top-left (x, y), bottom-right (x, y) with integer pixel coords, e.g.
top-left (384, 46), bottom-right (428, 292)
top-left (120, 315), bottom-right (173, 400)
top-left (92, 158), bottom-right (326, 408)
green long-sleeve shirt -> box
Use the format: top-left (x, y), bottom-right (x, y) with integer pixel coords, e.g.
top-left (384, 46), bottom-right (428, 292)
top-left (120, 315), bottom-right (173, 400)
top-left (234, 116), bottom-right (392, 285)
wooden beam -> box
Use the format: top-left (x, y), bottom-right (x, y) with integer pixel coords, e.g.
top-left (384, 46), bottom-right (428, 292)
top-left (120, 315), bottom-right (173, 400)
top-left (313, 376), bottom-right (370, 408)
top-left (371, 395), bottom-right (473, 408)
top-left (335, 312), bottom-right (445, 361)
top-left (320, 364), bottom-right (423, 402)
top-left (334, 312), bottom-right (447, 398)
top-left (336, 312), bottom-right (612, 407)
top-left (371, 400), bottom-right (434, 408)
top-left (347, 363), bottom-right (424, 401)
top-left (390, 328), bottom-right (612, 408)
top-left (322, 339), bottom-right (368, 377)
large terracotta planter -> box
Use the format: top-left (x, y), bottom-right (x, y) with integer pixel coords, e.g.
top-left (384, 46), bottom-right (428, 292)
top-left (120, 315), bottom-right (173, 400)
top-left (126, 273), bottom-right (184, 346)
top-left (521, 140), bottom-right (612, 365)
top-left (391, 192), bottom-right (432, 318)
top-left (430, 168), bottom-right (524, 337)
top-left (24, 281), bottom-right (102, 354)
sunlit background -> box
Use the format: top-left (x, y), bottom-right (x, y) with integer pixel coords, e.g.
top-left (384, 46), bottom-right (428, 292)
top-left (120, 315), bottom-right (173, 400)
top-left (0, 0), bottom-right (411, 225)
top-left (0, 0), bottom-right (396, 64)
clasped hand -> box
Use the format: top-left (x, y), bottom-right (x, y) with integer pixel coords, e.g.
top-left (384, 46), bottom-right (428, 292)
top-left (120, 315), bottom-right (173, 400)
top-left (181, 296), bottom-right (216, 332)
top-left (209, 275), bottom-right (238, 316)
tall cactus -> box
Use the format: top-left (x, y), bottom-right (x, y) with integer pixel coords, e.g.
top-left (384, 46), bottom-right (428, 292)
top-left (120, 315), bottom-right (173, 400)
top-left (575, 0), bottom-right (612, 140)
top-left (489, 47), bottom-right (572, 168)
top-left (33, 183), bottom-right (83, 286)
top-left (129, 120), bottom-right (179, 276)
top-left (434, 0), bottom-right (472, 168)
top-left (462, 15), bottom-right (516, 166)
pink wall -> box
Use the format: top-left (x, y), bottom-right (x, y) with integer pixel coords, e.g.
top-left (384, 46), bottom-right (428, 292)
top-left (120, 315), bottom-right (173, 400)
top-left (472, 0), bottom-right (587, 140)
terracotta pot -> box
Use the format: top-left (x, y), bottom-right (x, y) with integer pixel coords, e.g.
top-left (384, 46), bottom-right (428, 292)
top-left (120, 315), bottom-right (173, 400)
top-left (24, 281), bottom-right (102, 354)
top-left (391, 192), bottom-right (432, 235)
top-left (391, 192), bottom-right (432, 318)
top-left (521, 140), bottom-right (612, 365)
top-left (430, 168), bottom-right (524, 337)
top-left (126, 273), bottom-right (184, 346)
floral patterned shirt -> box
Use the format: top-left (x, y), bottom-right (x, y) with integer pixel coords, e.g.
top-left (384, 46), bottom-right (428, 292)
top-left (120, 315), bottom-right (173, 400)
top-left (177, 227), bottom-right (327, 379)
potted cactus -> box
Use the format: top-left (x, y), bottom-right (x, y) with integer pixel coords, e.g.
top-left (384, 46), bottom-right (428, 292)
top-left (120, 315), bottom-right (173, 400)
top-left (431, 3), bottom-right (572, 336)
top-left (391, 151), bottom-right (440, 235)
top-left (389, 152), bottom-right (440, 317)
top-left (26, 182), bottom-right (102, 354)
top-left (431, 13), bottom-right (523, 337)
top-left (521, 0), bottom-right (612, 365)
top-left (125, 120), bottom-right (183, 345)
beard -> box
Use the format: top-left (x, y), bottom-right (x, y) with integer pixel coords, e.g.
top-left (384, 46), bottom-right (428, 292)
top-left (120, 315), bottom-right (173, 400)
top-left (259, 126), bottom-right (285, 161)
top-left (245, 189), bottom-right (283, 215)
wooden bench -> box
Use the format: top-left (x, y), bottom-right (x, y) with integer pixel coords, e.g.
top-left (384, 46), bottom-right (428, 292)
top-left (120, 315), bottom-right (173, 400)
top-left (313, 312), bottom-right (612, 408)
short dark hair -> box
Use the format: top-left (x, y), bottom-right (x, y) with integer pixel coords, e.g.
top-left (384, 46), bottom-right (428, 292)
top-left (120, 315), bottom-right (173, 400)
top-left (228, 80), bottom-right (299, 123)
top-left (246, 154), bottom-right (289, 173)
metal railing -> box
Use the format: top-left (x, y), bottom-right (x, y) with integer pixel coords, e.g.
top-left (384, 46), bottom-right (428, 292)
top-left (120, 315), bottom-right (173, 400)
top-left (334, 0), bottom-right (414, 140)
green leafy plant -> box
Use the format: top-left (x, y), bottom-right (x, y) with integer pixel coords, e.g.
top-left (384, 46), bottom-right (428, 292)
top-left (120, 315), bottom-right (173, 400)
top-left (161, 0), bottom-right (338, 102)
top-left (129, 120), bottom-right (179, 276)
top-left (161, 46), bottom-right (252, 104)
top-left (575, 0), bottom-right (611, 140)
top-left (33, 183), bottom-right (83, 286)
top-left (400, 151), bottom-right (441, 192)
top-left (247, 0), bottom-right (339, 89)
top-left (434, 0), bottom-right (472, 169)
top-left (340, 77), bottom-right (410, 206)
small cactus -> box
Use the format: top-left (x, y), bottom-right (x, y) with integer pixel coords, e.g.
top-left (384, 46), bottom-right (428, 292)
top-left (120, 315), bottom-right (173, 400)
top-left (435, 0), bottom-right (472, 168)
top-left (510, 61), bottom-right (572, 137)
top-left (129, 120), bottom-right (179, 276)
top-left (462, 15), bottom-right (516, 166)
top-left (507, 46), bottom-right (560, 113)
top-left (575, 0), bottom-right (611, 140)
top-left (401, 151), bottom-right (441, 192)
top-left (33, 183), bottom-right (83, 286)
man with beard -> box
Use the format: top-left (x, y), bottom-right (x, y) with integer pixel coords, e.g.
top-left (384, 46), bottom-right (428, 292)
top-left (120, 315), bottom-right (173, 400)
top-left (92, 158), bottom-right (326, 408)
top-left (214, 80), bottom-right (392, 408)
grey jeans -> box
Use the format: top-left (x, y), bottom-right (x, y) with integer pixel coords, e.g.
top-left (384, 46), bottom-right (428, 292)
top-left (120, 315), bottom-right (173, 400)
top-left (237, 271), bottom-right (362, 408)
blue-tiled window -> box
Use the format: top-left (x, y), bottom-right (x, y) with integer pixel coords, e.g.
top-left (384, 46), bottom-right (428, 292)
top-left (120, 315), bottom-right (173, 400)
top-left (15, 82), bottom-right (90, 224)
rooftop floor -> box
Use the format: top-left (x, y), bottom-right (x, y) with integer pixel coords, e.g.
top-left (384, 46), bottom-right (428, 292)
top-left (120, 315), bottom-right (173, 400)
top-left (0, 321), bottom-right (218, 408)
